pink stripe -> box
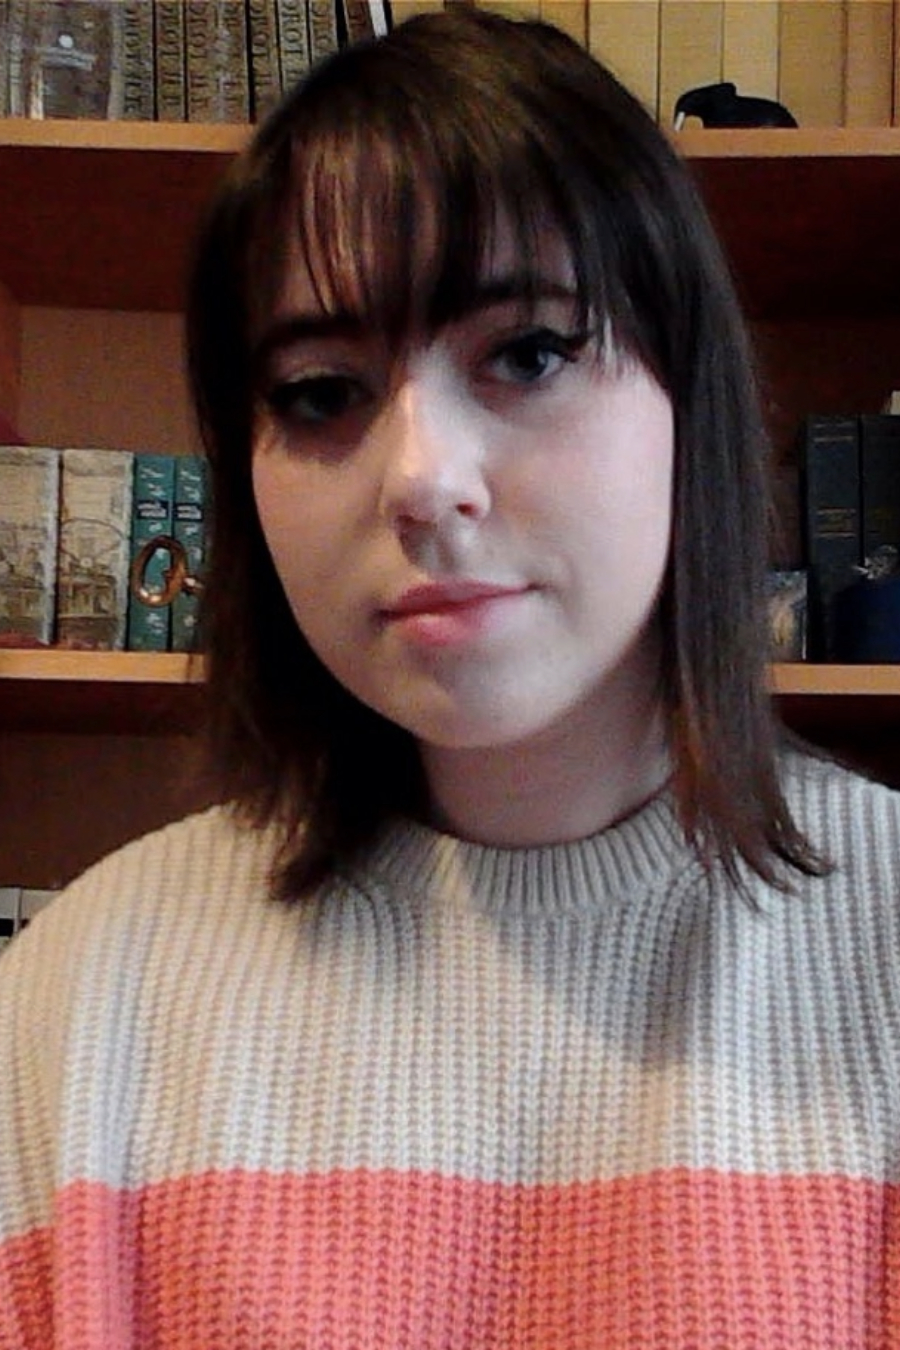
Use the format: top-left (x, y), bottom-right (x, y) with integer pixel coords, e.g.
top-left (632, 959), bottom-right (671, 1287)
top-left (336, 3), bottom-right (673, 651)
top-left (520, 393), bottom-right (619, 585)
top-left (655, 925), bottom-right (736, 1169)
top-left (2, 1168), bottom-right (898, 1348)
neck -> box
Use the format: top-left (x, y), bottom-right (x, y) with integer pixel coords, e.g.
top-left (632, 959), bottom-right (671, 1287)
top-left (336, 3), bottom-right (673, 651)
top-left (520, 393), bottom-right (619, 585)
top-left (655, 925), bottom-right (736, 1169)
top-left (419, 669), bottom-right (670, 849)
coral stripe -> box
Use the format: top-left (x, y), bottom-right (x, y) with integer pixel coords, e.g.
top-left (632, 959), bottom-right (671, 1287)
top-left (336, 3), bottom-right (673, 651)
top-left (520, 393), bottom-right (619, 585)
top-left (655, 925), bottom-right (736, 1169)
top-left (2, 1167), bottom-right (898, 1348)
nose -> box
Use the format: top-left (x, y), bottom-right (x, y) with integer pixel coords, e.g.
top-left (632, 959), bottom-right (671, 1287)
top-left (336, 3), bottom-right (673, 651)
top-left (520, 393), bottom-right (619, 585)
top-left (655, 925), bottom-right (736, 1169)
top-left (377, 371), bottom-right (491, 531)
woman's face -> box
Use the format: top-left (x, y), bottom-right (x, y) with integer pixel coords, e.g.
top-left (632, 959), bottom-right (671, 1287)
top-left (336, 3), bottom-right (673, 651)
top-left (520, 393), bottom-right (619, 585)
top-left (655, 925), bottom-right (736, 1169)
top-left (251, 217), bottom-right (674, 764)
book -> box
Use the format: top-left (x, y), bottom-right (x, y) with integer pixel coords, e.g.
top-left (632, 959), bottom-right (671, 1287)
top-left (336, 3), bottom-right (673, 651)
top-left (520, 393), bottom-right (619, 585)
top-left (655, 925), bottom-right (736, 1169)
top-left (275, 0), bottom-right (312, 92)
top-left (0, 1), bottom-right (12, 117)
top-left (153, 0), bottom-right (187, 120)
top-left (721, 0), bottom-right (778, 102)
top-left (56, 447), bottom-right (133, 650)
top-left (0, 446), bottom-right (60, 647)
top-left (778, 0), bottom-right (845, 127)
top-left (170, 454), bottom-right (208, 653)
top-left (540, 0), bottom-right (586, 46)
top-left (587, 0), bottom-right (661, 120)
top-left (658, 0), bottom-right (723, 129)
top-left (800, 414), bottom-right (862, 662)
top-left (307, 0), bottom-right (341, 63)
top-left (6, 0), bottom-right (154, 121)
top-left (0, 887), bottom-right (22, 952)
top-left (247, 0), bottom-right (282, 119)
top-left (185, 0), bottom-right (250, 122)
top-left (845, 0), bottom-right (894, 127)
top-left (127, 452), bottom-right (175, 652)
top-left (860, 413), bottom-right (900, 565)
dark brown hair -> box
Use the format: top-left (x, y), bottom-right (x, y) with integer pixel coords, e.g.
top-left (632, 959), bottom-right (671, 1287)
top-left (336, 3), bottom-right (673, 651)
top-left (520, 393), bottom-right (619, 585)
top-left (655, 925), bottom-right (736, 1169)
top-left (186, 6), bottom-right (825, 899)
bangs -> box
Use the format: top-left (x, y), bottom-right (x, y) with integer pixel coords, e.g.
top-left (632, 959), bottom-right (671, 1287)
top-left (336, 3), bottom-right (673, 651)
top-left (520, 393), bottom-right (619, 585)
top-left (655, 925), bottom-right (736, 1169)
top-left (249, 96), bottom-right (638, 356)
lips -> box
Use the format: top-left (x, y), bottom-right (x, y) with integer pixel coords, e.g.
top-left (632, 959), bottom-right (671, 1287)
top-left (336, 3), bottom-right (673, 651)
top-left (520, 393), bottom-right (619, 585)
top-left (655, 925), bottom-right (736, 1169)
top-left (380, 581), bottom-right (531, 648)
top-left (383, 581), bottom-right (527, 619)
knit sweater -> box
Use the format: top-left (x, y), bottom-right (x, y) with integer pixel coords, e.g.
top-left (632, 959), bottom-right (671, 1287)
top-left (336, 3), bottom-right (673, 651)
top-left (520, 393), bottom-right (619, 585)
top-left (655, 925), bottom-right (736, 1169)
top-left (0, 752), bottom-right (898, 1348)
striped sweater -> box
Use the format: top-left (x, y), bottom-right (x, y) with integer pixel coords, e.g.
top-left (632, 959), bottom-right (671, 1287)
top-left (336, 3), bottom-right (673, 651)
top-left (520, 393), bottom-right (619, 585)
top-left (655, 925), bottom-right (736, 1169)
top-left (1, 753), bottom-right (898, 1348)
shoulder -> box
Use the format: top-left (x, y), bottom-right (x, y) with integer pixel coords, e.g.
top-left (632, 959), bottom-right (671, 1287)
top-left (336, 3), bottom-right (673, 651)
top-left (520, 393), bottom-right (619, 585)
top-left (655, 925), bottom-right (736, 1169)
top-left (781, 748), bottom-right (900, 845)
top-left (0, 805), bottom-right (283, 1001)
top-left (778, 748), bottom-right (900, 903)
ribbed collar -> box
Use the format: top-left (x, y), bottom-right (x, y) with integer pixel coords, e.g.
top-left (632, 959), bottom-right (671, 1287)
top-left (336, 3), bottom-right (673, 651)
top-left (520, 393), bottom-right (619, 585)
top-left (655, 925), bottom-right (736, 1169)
top-left (354, 788), bottom-right (698, 919)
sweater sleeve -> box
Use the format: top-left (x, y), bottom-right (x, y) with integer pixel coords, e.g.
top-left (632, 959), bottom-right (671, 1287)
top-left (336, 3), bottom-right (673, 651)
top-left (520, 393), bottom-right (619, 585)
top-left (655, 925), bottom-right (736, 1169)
top-left (0, 918), bottom-right (63, 1346)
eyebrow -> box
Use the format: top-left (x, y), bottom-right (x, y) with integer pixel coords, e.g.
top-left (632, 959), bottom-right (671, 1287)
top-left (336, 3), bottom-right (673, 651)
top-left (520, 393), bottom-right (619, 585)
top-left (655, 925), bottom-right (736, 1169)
top-left (251, 271), bottom-right (580, 371)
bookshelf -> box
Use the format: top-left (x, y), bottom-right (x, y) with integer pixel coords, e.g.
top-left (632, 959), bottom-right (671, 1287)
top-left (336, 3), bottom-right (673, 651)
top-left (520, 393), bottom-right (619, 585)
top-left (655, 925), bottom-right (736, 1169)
top-left (1, 120), bottom-right (900, 886)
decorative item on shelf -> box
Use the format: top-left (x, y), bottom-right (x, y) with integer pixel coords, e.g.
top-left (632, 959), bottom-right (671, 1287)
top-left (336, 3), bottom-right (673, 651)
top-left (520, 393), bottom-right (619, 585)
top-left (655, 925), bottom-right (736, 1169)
top-left (882, 390), bottom-right (900, 415)
top-left (766, 570), bottom-right (807, 662)
top-left (673, 82), bottom-right (797, 130)
top-left (129, 534), bottom-right (204, 608)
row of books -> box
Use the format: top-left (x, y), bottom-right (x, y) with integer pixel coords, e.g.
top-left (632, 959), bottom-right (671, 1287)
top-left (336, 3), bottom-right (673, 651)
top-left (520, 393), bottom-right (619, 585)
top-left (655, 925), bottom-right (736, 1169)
top-left (2, 2), bottom-right (899, 129)
top-left (0, 887), bottom-right (58, 954)
top-left (0, 446), bottom-right (208, 652)
top-left (0, 0), bottom-right (394, 124)
top-left (801, 409), bottom-right (900, 662)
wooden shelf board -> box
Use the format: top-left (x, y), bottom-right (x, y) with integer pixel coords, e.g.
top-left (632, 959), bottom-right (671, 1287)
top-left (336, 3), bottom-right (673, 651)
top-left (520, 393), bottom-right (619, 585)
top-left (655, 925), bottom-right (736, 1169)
top-left (770, 663), bottom-right (900, 696)
top-left (0, 648), bottom-right (201, 683)
top-left (1, 122), bottom-right (899, 315)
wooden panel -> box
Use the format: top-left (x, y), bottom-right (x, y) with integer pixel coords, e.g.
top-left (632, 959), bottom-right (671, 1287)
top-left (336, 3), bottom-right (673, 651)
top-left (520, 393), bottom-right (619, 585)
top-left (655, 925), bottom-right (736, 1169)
top-left (685, 146), bottom-right (900, 317)
top-left (0, 122), bottom-right (246, 312)
top-left (0, 730), bottom-right (218, 888)
top-left (20, 308), bottom-right (195, 455)
top-left (0, 282), bottom-right (21, 427)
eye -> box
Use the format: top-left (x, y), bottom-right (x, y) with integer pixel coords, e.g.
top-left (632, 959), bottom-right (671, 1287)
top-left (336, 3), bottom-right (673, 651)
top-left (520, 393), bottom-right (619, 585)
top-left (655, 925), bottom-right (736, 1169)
top-left (485, 327), bottom-right (590, 386)
top-left (264, 373), bottom-right (369, 427)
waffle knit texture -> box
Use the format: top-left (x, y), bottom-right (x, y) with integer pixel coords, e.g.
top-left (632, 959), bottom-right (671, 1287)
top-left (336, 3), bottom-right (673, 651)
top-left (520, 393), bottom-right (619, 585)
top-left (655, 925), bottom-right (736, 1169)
top-left (0, 751), bottom-right (899, 1348)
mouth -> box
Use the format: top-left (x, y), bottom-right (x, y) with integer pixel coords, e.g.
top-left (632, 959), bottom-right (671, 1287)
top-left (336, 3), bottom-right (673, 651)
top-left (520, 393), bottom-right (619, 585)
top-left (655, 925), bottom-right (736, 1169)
top-left (383, 581), bottom-right (529, 619)
top-left (380, 581), bottom-right (533, 647)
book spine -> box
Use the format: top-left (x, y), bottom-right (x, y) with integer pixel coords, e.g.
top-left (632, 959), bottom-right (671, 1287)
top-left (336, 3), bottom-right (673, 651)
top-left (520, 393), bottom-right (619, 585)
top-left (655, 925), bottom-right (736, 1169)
top-left (127, 452), bottom-right (175, 652)
top-left (588, 0), bottom-right (661, 122)
top-left (170, 455), bottom-right (208, 653)
top-left (307, 0), bottom-right (341, 63)
top-left (800, 413), bottom-right (861, 662)
top-left (0, 1), bottom-right (10, 117)
top-left (860, 413), bottom-right (900, 563)
top-left (276, 0), bottom-right (312, 91)
top-left (721, 0), bottom-right (778, 101)
top-left (120, 0), bottom-right (155, 120)
top-left (0, 887), bottom-right (22, 951)
top-left (389, 0), bottom-right (443, 22)
top-left (153, 0), bottom-right (187, 120)
top-left (0, 446), bottom-right (60, 647)
top-left (186, 0), bottom-right (250, 123)
top-left (844, 0), bottom-right (894, 127)
top-left (658, 0), bottom-right (723, 129)
top-left (895, 0), bottom-right (900, 125)
top-left (247, 0), bottom-right (282, 119)
top-left (4, 0), bottom-right (30, 118)
top-left (778, 0), bottom-right (845, 127)
top-left (540, 0), bottom-right (586, 47)
top-left (339, 0), bottom-right (375, 43)
top-left (56, 448), bottom-right (133, 651)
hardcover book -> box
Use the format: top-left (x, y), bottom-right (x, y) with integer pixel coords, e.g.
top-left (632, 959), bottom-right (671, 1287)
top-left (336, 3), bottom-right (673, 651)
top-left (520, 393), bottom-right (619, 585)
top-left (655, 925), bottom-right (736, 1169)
top-left (0, 445), bottom-right (60, 647)
top-left (127, 452), bottom-right (175, 652)
top-left (56, 447), bottom-right (133, 650)
top-left (153, 0), bottom-right (187, 120)
top-left (6, 0), bottom-right (154, 121)
top-left (0, 887), bottom-right (22, 953)
top-left (276, 0), bottom-right (312, 92)
top-left (307, 0), bottom-right (340, 64)
top-left (800, 414), bottom-right (862, 661)
top-left (171, 455), bottom-right (207, 653)
top-left (185, 0), bottom-right (249, 122)
top-left (860, 413), bottom-right (900, 564)
top-left (587, 0), bottom-right (661, 121)
top-left (246, 0), bottom-right (281, 119)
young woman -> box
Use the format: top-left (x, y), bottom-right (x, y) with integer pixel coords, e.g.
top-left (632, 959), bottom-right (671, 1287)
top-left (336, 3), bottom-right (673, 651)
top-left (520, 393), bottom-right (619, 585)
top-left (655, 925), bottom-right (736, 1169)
top-left (2, 9), bottom-right (898, 1347)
